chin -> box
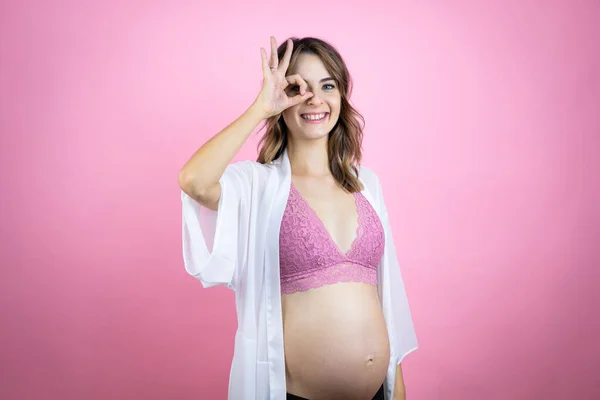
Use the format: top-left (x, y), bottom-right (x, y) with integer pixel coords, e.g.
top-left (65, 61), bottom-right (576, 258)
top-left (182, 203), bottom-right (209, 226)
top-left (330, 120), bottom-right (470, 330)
top-left (295, 127), bottom-right (333, 141)
top-left (294, 121), bottom-right (339, 141)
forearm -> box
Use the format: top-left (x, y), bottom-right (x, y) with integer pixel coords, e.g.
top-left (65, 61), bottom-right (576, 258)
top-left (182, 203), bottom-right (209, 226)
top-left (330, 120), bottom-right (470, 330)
top-left (393, 363), bottom-right (406, 400)
top-left (179, 102), bottom-right (266, 192)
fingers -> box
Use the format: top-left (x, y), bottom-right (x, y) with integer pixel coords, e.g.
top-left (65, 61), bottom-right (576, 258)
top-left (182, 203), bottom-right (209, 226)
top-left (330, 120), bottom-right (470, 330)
top-left (285, 74), bottom-right (308, 95)
top-left (279, 39), bottom-right (293, 72)
top-left (289, 91), bottom-right (314, 107)
top-left (260, 47), bottom-right (270, 78)
top-left (285, 73), bottom-right (313, 107)
top-left (269, 36), bottom-right (279, 69)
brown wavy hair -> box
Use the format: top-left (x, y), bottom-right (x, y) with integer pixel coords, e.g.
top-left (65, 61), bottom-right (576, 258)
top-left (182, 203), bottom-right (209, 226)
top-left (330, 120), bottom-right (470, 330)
top-left (256, 37), bottom-right (365, 193)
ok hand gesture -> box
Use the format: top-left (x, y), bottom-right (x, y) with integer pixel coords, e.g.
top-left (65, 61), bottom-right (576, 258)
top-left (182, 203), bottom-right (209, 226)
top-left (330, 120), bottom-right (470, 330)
top-left (254, 37), bottom-right (314, 119)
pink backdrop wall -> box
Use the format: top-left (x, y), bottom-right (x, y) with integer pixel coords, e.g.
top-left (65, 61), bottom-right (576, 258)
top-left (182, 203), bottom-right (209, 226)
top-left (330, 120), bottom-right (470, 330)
top-left (1, 0), bottom-right (598, 399)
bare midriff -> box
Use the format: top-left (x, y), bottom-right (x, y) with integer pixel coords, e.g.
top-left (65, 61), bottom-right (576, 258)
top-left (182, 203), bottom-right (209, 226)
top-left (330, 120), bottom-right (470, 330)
top-left (281, 281), bottom-right (390, 400)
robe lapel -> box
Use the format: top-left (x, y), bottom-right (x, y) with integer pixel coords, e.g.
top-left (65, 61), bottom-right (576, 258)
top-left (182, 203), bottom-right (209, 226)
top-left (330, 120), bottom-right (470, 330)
top-left (264, 148), bottom-right (291, 398)
top-left (357, 171), bottom-right (396, 400)
top-left (356, 171), bottom-right (387, 309)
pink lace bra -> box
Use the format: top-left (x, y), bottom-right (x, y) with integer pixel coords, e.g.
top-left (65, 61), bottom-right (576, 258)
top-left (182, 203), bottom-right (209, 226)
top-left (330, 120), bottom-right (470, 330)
top-left (279, 181), bottom-right (385, 295)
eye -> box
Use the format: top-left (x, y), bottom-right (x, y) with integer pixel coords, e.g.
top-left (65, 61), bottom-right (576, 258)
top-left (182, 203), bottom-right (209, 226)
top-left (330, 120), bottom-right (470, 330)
top-left (323, 83), bottom-right (335, 90)
top-left (289, 85), bottom-right (300, 92)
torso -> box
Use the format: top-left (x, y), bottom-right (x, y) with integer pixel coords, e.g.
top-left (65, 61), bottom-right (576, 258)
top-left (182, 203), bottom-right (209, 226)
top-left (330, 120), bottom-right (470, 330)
top-left (281, 175), bottom-right (390, 400)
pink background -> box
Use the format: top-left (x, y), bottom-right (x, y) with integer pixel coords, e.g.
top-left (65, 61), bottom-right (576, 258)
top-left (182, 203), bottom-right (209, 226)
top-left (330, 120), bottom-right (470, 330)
top-left (1, 1), bottom-right (598, 399)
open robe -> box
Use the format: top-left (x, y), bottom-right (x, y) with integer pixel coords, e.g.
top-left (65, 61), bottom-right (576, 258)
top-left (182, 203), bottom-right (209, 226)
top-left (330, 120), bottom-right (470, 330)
top-left (181, 148), bottom-right (418, 399)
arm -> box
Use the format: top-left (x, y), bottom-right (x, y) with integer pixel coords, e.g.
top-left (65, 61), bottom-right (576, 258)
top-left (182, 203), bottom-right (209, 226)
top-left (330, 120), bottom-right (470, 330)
top-left (178, 37), bottom-right (311, 211)
top-left (394, 363), bottom-right (406, 400)
top-left (178, 103), bottom-right (265, 211)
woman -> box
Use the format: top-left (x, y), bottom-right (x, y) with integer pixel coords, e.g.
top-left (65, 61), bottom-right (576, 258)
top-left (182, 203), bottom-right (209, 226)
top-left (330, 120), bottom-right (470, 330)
top-left (179, 36), bottom-right (418, 400)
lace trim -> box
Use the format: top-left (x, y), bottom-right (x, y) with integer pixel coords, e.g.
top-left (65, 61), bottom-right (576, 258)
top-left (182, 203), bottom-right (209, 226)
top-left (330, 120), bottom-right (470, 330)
top-left (281, 262), bottom-right (377, 295)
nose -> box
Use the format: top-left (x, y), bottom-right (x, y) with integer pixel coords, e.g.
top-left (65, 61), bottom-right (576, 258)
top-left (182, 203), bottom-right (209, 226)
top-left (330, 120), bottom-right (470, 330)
top-left (307, 92), bottom-right (323, 105)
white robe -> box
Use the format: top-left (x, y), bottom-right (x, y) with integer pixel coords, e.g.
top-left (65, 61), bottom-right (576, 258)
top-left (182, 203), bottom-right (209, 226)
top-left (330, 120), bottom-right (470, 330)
top-left (181, 148), bottom-right (418, 399)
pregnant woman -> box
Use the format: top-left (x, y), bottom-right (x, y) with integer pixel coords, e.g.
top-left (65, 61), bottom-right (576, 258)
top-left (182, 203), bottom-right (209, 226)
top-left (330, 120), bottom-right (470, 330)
top-left (179, 36), bottom-right (418, 399)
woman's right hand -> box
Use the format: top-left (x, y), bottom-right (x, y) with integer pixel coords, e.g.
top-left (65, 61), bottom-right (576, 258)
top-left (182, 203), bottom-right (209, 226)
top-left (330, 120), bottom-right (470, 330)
top-left (253, 36), bottom-right (314, 119)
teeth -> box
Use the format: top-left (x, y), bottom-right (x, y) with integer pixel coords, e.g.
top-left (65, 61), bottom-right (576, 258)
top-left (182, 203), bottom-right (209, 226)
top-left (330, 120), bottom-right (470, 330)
top-left (302, 113), bottom-right (326, 120)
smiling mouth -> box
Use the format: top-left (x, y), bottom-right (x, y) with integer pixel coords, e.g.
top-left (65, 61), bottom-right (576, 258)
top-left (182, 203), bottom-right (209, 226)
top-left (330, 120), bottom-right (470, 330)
top-left (301, 112), bottom-right (329, 123)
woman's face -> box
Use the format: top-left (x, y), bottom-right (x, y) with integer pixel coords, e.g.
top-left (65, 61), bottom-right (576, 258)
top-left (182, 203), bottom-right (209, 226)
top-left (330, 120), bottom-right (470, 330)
top-left (282, 53), bottom-right (341, 141)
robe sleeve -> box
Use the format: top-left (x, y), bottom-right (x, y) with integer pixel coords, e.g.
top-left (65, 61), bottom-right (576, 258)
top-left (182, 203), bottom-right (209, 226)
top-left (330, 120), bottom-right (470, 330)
top-left (181, 161), bottom-right (256, 291)
top-left (374, 173), bottom-right (419, 365)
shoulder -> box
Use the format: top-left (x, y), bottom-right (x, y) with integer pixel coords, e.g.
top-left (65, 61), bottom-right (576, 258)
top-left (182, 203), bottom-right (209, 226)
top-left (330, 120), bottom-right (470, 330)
top-left (228, 160), bottom-right (274, 175)
top-left (358, 165), bottom-right (387, 214)
top-left (225, 160), bottom-right (275, 188)
top-left (358, 165), bottom-right (382, 191)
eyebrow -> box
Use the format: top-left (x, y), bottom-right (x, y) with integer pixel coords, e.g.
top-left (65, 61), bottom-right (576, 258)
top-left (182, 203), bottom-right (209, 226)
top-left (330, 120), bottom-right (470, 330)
top-left (297, 77), bottom-right (335, 84)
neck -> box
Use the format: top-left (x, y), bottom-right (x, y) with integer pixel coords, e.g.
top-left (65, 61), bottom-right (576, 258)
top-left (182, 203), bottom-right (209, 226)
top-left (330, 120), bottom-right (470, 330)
top-left (287, 138), bottom-right (330, 177)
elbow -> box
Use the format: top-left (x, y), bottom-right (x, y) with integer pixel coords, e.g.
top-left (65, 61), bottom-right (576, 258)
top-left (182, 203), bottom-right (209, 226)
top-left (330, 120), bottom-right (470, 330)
top-left (178, 168), bottom-right (193, 192)
top-left (178, 169), bottom-right (201, 196)
top-left (179, 169), bottom-right (212, 200)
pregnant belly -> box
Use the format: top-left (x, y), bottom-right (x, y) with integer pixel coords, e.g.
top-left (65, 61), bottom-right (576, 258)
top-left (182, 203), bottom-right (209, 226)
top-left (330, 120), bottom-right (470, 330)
top-left (281, 282), bottom-right (390, 400)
